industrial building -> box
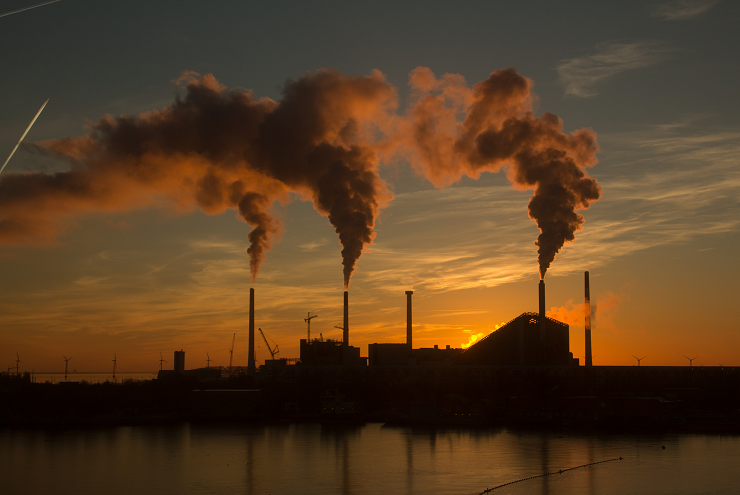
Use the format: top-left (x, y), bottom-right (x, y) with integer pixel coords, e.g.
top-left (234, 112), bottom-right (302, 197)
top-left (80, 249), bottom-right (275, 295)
top-left (455, 312), bottom-right (575, 366)
top-left (367, 281), bottom-right (575, 367)
top-left (298, 290), bottom-right (366, 366)
top-left (164, 277), bottom-right (580, 374)
top-left (456, 280), bottom-right (576, 366)
top-left (299, 338), bottom-right (365, 366)
top-left (367, 290), bottom-right (464, 366)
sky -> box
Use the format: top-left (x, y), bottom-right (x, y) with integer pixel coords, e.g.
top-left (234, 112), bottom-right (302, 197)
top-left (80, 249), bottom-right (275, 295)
top-left (1, 0), bottom-right (738, 372)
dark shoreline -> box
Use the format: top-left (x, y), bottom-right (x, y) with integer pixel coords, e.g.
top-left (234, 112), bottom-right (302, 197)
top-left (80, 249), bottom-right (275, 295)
top-left (3, 364), bottom-right (740, 433)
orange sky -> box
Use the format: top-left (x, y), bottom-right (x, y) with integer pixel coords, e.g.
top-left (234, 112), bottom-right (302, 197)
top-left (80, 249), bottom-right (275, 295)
top-left (1, 1), bottom-right (739, 372)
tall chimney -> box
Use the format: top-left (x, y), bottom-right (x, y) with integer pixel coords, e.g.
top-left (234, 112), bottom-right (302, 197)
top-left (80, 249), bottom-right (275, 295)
top-left (248, 287), bottom-right (255, 373)
top-left (585, 271), bottom-right (593, 367)
top-left (539, 279), bottom-right (546, 342)
top-left (405, 291), bottom-right (413, 351)
top-left (343, 290), bottom-right (349, 346)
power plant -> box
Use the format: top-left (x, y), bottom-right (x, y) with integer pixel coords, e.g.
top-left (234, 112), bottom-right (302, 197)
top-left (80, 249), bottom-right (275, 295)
top-left (163, 275), bottom-right (582, 374)
top-left (5, 271), bottom-right (740, 432)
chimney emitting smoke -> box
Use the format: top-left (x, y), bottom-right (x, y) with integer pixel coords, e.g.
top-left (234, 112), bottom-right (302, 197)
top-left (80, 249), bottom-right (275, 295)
top-left (585, 271), bottom-right (592, 367)
top-left (539, 280), bottom-right (546, 342)
top-left (343, 290), bottom-right (349, 347)
top-left (248, 288), bottom-right (255, 373)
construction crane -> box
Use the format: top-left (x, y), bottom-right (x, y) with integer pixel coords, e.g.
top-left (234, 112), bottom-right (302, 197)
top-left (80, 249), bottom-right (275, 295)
top-left (258, 328), bottom-right (279, 360)
top-left (229, 333), bottom-right (236, 374)
top-left (159, 352), bottom-right (166, 371)
top-left (304, 312), bottom-right (318, 341)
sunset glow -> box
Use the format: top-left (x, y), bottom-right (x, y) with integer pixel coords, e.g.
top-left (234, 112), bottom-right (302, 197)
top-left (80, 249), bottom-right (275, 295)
top-left (1, 0), bottom-right (738, 373)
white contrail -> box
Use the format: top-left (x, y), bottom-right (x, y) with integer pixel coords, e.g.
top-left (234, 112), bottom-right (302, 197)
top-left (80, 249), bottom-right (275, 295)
top-left (0, 0), bottom-right (63, 19)
top-left (0, 99), bottom-right (49, 175)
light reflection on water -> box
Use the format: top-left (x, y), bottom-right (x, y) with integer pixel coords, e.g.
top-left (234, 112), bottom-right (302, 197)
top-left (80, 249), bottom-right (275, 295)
top-left (1, 423), bottom-right (739, 495)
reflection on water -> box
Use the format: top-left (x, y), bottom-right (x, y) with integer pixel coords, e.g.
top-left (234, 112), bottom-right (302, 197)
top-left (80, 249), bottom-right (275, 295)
top-left (1, 423), bottom-right (739, 495)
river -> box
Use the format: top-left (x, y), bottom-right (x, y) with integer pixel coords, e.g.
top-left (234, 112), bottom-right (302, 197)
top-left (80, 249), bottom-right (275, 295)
top-left (1, 423), bottom-right (738, 494)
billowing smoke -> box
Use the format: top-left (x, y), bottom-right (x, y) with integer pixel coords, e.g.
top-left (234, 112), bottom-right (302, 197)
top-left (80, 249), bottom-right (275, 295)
top-left (402, 67), bottom-right (601, 278)
top-left (238, 192), bottom-right (280, 282)
top-left (0, 70), bottom-right (395, 285)
top-left (1, 66), bottom-right (599, 284)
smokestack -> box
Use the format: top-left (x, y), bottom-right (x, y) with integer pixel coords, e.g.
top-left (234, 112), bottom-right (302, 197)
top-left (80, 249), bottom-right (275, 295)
top-left (585, 271), bottom-right (593, 367)
top-left (405, 291), bottom-right (413, 350)
top-left (248, 288), bottom-right (255, 373)
top-left (539, 280), bottom-right (546, 342)
top-left (174, 350), bottom-right (185, 374)
top-left (343, 290), bottom-right (349, 346)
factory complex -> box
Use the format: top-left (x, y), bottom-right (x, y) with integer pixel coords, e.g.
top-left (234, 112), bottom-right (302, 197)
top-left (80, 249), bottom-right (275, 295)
top-left (160, 275), bottom-right (583, 379)
top-left (3, 272), bottom-right (739, 431)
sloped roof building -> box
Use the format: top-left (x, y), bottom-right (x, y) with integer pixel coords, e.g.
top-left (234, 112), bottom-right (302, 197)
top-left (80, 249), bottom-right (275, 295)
top-left (455, 313), bottom-right (576, 366)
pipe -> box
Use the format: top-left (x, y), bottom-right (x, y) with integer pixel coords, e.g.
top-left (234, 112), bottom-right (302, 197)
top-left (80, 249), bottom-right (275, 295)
top-left (539, 280), bottom-right (546, 342)
top-left (585, 271), bottom-right (593, 367)
top-left (343, 290), bottom-right (349, 346)
top-left (248, 287), bottom-right (255, 373)
top-left (406, 291), bottom-right (413, 350)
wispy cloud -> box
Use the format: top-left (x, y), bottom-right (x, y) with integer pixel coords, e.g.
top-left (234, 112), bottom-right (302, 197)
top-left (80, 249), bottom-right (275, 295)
top-left (557, 41), bottom-right (673, 97)
top-left (298, 239), bottom-right (328, 252)
top-left (650, 0), bottom-right (720, 20)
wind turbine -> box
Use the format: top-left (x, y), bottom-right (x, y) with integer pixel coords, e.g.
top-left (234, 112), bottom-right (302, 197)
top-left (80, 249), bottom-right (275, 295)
top-left (15, 352), bottom-right (21, 376)
top-left (229, 333), bottom-right (235, 375)
top-left (63, 355), bottom-right (72, 380)
top-left (684, 355), bottom-right (699, 367)
top-left (112, 354), bottom-right (117, 381)
top-left (159, 352), bottom-right (166, 371)
top-left (206, 352), bottom-right (211, 369)
top-left (632, 355), bottom-right (646, 367)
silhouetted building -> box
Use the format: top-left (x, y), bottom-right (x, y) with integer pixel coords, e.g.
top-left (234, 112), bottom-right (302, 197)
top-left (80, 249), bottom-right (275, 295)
top-left (368, 343), bottom-right (464, 366)
top-left (413, 345), bottom-right (464, 365)
top-left (368, 343), bottom-right (409, 366)
top-left (299, 338), bottom-right (365, 366)
top-left (456, 313), bottom-right (575, 366)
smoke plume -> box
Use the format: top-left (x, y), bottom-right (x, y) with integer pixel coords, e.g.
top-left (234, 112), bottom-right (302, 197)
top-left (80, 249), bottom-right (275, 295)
top-left (403, 67), bottom-right (601, 278)
top-left (1, 70), bottom-right (395, 285)
top-left (546, 291), bottom-right (626, 330)
top-left (1, 66), bottom-right (600, 284)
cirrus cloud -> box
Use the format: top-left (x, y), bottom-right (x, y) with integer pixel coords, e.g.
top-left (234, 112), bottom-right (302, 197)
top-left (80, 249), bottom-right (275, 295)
top-left (557, 41), bottom-right (674, 97)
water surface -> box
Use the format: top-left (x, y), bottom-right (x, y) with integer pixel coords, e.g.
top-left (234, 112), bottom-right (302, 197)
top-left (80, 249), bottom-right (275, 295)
top-left (2, 423), bottom-right (738, 494)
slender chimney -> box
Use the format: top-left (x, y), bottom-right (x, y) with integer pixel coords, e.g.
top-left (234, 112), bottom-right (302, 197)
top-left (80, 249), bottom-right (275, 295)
top-left (343, 290), bottom-right (349, 346)
top-left (585, 271), bottom-right (593, 367)
top-left (539, 279), bottom-right (546, 342)
top-left (248, 287), bottom-right (255, 373)
top-left (405, 291), bottom-right (413, 351)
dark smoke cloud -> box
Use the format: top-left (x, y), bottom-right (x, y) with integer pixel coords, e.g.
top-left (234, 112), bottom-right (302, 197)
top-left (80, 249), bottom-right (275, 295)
top-left (1, 70), bottom-right (395, 286)
top-left (403, 67), bottom-right (601, 278)
top-left (0, 66), bottom-right (599, 284)
top-left (238, 192), bottom-right (281, 282)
